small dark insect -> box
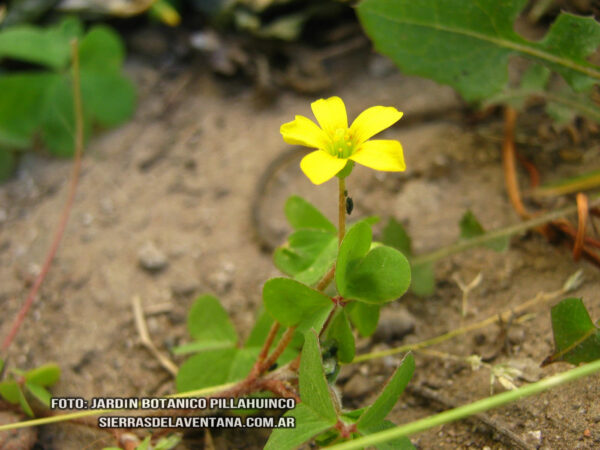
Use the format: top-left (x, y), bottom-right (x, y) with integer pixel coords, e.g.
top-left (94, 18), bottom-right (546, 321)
top-left (268, 363), bottom-right (278, 371)
top-left (345, 197), bottom-right (353, 215)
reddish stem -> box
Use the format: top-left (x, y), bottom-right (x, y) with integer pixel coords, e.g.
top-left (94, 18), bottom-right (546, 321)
top-left (2, 40), bottom-right (84, 353)
top-left (261, 326), bottom-right (296, 372)
top-left (501, 106), bottom-right (529, 219)
top-left (573, 193), bottom-right (589, 261)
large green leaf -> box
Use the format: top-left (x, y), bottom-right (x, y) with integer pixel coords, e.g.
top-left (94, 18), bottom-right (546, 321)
top-left (26, 382), bottom-right (52, 407)
top-left (299, 331), bottom-right (337, 422)
top-left (175, 347), bottom-right (259, 392)
top-left (80, 70), bottom-right (136, 128)
top-left (186, 295), bottom-right (237, 351)
top-left (543, 298), bottom-right (600, 366)
top-left (78, 26), bottom-right (125, 73)
top-left (0, 380), bottom-right (20, 404)
top-left (263, 278), bottom-right (333, 328)
top-left (357, 0), bottom-right (600, 101)
top-left (336, 222), bottom-right (411, 304)
top-left (284, 195), bottom-right (336, 232)
top-left (264, 403), bottom-right (335, 450)
top-left (274, 229), bottom-right (337, 276)
top-left (357, 353), bottom-right (415, 432)
top-left (0, 24), bottom-right (72, 69)
top-left (25, 363), bottom-right (60, 386)
top-left (0, 73), bottom-right (58, 149)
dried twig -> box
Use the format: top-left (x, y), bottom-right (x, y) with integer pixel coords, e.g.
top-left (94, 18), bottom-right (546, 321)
top-left (502, 106), bottom-right (530, 219)
top-left (132, 296), bottom-right (178, 377)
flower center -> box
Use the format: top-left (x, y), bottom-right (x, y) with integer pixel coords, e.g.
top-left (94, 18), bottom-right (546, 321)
top-left (329, 128), bottom-right (355, 159)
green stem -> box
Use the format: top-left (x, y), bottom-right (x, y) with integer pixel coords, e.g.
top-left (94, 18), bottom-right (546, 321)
top-left (412, 196), bottom-right (600, 267)
top-left (0, 382), bottom-right (238, 432)
top-left (327, 358), bottom-right (600, 450)
top-left (353, 287), bottom-right (565, 363)
top-left (338, 177), bottom-right (346, 245)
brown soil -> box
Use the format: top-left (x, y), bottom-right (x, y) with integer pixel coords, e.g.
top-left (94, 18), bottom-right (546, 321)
top-left (1, 51), bottom-right (600, 450)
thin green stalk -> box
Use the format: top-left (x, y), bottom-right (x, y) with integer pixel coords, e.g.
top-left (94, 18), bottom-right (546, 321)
top-left (0, 381), bottom-right (237, 432)
top-left (412, 197), bottom-right (600, 267)
top-left (353, 286), bottom-right (565, 363)
top-left (339, 177), bottom-right (346, 245)
top-left (328, 358), bottom-right (600, 449)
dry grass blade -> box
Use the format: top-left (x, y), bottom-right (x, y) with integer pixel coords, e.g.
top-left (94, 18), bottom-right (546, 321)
top-left (573, 193), bottom-right (589, 261)
top-left (132, 296), bottom-right (178, 376)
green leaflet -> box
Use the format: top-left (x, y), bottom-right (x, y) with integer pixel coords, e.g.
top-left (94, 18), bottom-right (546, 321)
top-left (459, 210), bottom-right (509, 252)
top-left (300, 331), bottom-right (337, 421)
top-left (264, 403), bottom-right (335, 450)
top-left (337, 222), bottom-right (411, 304)
top-left (325, 310), bottom-right (356, 363)
top-left (381, 218), bottom-right (435, 297)
top-left (357, 0), bottom-right (600, 101)
top-left (263, 278), bottom-right (333, 328)
top-left (176, 347), bottom-right (260, 392)
top-left (357, 353), bottom-right (415, 432)
top-left (284, 195), bottom-right (336, 233)
top-left (187, 295), bottom-right (237, 349)
top-left (347, 301), bottom-right (380, 337)
top-left (543, 298), bottom-right (600, 366)
top-left (176, 295), bottom-right (298, 392)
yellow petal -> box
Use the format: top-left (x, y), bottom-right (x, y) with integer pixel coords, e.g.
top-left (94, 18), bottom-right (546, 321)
top-left (350, 106), bottom-right (403, 144)
top-left (311, 97), bottom-right (348, 137)
top-left (281, 115), bottom-right (330, 149)
top-left (349, 140), bottom-right (406, 172)
top-left (300, 150), bottom-right (348, 185)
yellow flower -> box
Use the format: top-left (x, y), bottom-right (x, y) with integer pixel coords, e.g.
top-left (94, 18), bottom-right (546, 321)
top-left (280, 96), bottom-right (405, 185)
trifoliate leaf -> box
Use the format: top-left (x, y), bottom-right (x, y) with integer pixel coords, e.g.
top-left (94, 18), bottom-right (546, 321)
top-left (337, 222), bottom-right (411, 304)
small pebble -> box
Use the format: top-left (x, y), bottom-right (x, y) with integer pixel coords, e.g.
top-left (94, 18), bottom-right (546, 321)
top-left (526, 430), bottom-right (542, 446)
top-left (138, 241), bottom-right (169, 272)
top-left (372, 308), bottom-right (416, 342)
top-left (170, 278), bottom-right (199, 297)
top-left (0, 411), bottom-right (37, 449)
top-left (508, 327), bottom-right (525, 345)
top-left (343, 373), bottom-right (374, 399)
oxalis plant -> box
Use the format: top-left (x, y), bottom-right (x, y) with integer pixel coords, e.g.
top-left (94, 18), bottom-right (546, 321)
top-left (2, 96), bottom-right (600, 450)
top-left (175, 97), bottom-right (414, 448)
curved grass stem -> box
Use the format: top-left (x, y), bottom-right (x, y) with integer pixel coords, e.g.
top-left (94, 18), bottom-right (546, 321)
top-left (327, 358), bottom-right (600, 450)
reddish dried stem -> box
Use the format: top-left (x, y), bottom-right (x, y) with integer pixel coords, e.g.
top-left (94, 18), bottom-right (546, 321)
top-left (501, 106), bottom-right (529, 219)
top-left (2, 40), bottom-right (84, 353)
top-left (573, 193), bottom-right (589, 261)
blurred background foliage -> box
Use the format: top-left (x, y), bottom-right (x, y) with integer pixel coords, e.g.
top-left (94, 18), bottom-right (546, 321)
top-left (0, 0), bottom-right (598, 181)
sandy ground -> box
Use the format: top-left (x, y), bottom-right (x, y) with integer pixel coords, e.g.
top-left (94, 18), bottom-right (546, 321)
top-left (1, 50), bottom-right (600, 449)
